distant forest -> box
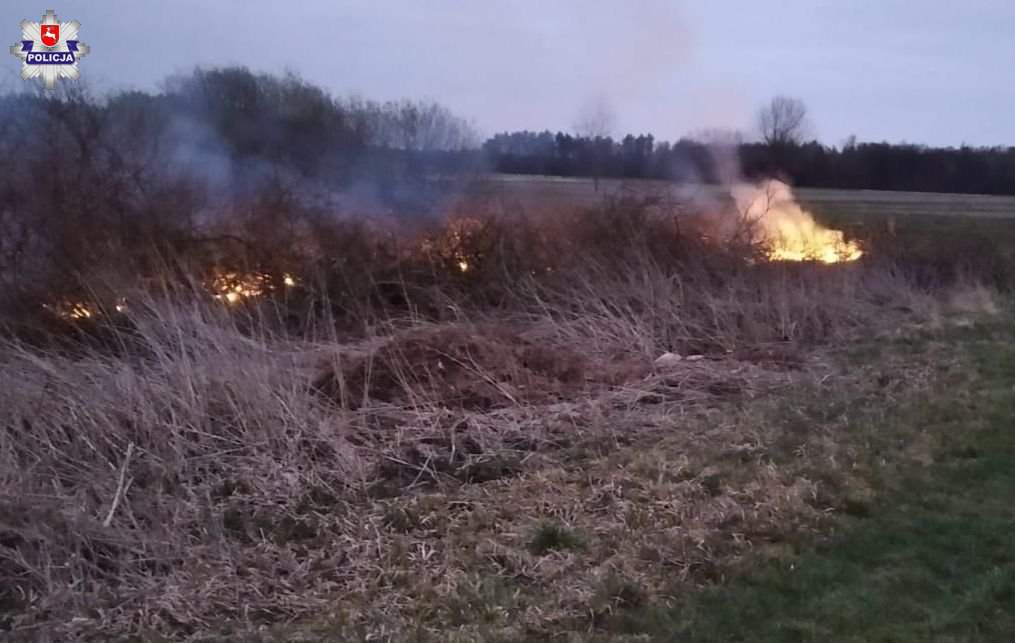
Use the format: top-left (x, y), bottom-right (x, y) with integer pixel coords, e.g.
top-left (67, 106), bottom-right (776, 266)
top-left (483, 131), bottom-right (1015, 195)
top-left (5, 66), bottom-right (1014, 200)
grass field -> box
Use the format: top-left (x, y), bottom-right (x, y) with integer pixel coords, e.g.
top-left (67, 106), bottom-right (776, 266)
top-left (3, 178), bottom-right (1015, 641)
top-left (797, 187), bottom-right (1015, 219)
top-left (473, 174), bottom-right (1015, 220)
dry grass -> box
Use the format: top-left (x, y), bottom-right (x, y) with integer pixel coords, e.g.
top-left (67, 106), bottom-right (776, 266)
top-left (0, 200), bottom-right (1001, 640)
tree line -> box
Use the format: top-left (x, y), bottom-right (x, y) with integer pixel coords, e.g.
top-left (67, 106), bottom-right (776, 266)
top-left (5, 71), bottom-right (1014, 208)
top-left (484, 95), bottom-right (1015, 195)
top-left (484, 132), bottom-right (1015, 195)
top-left (0, 66), bottom-right (480, 200)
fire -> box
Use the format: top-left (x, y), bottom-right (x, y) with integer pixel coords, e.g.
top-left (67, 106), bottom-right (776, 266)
top-left (732, 180), bottom-right (862, 264)
top-left (68, 303), bottom-right (93, 319)
top-left (207, 270), bottom-right (299, 304)
top-left (45, 271), bottom-right (300, 320)
top-left (43, 301), bottom-right (95, 320)
top-left (421, 217), bottom-right (485, 274)
top-left (209, 271), bottom-right (272, 304)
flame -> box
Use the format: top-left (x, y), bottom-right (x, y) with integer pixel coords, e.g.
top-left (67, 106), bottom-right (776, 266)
top-left (43, 301), bottom-right (95, 320)
top-left (209, 271), bottom-right (273, 304)
top-left (44, 269), bottom-right (300, 321)
top-left (732, 180), bottom-right (862, 264)
top-left (68, 303), bottom-right (93, 319)
top-left (422, 217), bottom-right (485, 274)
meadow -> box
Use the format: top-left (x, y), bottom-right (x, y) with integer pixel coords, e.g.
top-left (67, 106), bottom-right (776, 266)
top-left (474, 174), bottom-right (1015, 219)
top-left (1, 175), bottom-right (1013, 641)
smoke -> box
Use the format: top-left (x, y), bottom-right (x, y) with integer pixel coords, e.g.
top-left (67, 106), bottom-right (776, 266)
top-left (365, 0), bottom-right (692, 136)
top-left (671, 135), bottom-right (862, 263)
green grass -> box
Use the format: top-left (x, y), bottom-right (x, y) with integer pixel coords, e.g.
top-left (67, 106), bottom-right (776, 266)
top-left (609, 322), bottom-right (1015, 642)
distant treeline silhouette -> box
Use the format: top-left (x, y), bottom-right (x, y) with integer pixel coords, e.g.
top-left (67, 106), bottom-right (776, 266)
top-left (4, 66), bottom-right (1014, 202)
top-left (483, 131), bottom-right (1015, 195)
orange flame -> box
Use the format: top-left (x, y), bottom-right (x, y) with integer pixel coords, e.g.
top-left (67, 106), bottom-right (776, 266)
top-left (733, 180), bottom-right (862, 264)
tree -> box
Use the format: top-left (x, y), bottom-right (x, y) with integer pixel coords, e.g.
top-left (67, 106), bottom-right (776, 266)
top-left (369, 99), bottom-right (478, 152)
top-left (757, 96), bottom-right (808, 147)
top-left (573, 96), bottom-right (617, 191)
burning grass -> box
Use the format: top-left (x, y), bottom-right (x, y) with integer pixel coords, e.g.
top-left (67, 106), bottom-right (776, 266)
top-left (0, 197), bottom-right (1006, 640)
top-left (733, 179), bottom-right (864, 263)
top-left (14, 181), bottom-right (871, 330)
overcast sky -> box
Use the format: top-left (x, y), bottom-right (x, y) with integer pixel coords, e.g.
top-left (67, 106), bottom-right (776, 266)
top-left (4, 1), bottom-right (1014, 146)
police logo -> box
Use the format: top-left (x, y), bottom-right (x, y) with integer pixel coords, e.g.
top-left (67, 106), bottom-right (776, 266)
top-left (10, 10), bottom-right (89, 89)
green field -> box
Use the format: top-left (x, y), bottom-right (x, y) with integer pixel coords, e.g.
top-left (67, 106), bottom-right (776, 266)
top-left (797, 187), bottom-right (1015, 219)
top-left (473, 174), bottom-right (1015, 220)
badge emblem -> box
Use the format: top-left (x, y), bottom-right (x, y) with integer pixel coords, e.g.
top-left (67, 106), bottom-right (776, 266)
top-left (10, 10), bottom-right (89, 89)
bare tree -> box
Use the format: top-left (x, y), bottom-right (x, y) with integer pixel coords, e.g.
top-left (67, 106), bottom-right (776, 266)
top-left (757, 96), bottom-right (808, 146)
top-left (573, 95), bottom-right (616, 140)
top-left (370, 99), bottom-right (479, 151)
top-left (573, 96), bottom-right (617, 192)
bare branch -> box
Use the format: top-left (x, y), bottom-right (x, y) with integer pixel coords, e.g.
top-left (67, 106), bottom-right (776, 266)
top-left (758, 96), bottom-right (808, 146)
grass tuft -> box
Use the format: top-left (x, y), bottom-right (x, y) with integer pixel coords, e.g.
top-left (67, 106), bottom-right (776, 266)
top-left (528, 521), bottom-right (585, 556)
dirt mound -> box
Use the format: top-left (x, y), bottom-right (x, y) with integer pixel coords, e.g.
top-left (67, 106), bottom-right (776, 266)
top-left (314, 324), bottom-right (590, 410)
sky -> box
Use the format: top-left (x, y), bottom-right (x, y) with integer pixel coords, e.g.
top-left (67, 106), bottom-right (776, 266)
top-left (3, 1), bottom-right (1014, 147)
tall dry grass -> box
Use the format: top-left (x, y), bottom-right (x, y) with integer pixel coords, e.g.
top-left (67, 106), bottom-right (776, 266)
top-left (0, 197), bottom-right (992, 638)
top-left (1, 297), bottom-right (370, 634)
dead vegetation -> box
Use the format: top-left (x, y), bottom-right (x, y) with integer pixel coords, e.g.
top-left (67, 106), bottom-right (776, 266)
top-left (0, 197), bottom-right (1004, 640)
